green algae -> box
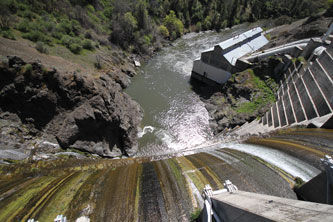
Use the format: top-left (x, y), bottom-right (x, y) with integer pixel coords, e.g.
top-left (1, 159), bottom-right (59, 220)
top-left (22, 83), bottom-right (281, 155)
top-left (20, 173), bottom-right (78, 221)
top-left (133, 164), bottom-right (142, 222)
top-left (0, 176), bottom-right (56, 222)
top-left (65, 170), bottom-right (104, 221)
top-left (36, 172), bottom-right (91, 221)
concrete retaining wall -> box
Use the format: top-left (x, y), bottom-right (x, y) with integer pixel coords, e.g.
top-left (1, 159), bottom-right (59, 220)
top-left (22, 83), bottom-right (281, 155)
top-left (210, 190), bottom-right (333, 222)
top-left (261, 43), bottom-right (333, 129)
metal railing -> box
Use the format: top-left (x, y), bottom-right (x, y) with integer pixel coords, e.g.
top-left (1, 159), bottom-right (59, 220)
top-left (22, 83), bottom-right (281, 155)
top-left (202, 180), bottom-right (238, 222)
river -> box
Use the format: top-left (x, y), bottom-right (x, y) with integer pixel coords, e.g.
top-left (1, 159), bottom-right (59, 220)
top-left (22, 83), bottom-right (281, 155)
top-left (126, 25), bottom-right (251, 156)
top-left (126, 24), bottom-right (321, 179)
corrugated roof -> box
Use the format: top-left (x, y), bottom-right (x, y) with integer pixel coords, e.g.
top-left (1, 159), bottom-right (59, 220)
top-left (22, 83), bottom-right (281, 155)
top-left (218, 27), bottom-right (263, 50)
top-left (198, 27), bottom-right (268, 66)
top-left (223, 33), bottom-right (268, 65)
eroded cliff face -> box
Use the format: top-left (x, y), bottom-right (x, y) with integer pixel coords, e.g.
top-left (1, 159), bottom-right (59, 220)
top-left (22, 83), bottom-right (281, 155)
top-left (0, 56), bottom-right (142, 158)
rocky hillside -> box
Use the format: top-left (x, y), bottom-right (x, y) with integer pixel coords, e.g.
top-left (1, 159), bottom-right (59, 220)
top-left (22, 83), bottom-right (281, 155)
top-left (0, 56), bottom-right (142, 160)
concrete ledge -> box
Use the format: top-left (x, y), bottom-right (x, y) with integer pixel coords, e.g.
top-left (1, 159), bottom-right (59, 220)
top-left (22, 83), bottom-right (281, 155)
top-left (211, 190), bottom-right (333, 222)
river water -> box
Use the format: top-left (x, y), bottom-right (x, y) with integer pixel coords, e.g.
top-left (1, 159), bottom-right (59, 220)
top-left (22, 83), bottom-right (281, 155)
top-left (126, 25), bottom-right (251, 156)
top-left (126, 24), bottom-right (321, 181)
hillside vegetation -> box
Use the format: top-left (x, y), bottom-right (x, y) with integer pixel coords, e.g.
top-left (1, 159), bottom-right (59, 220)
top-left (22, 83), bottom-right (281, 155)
top-left (0, 0), bottom-right (330, 55)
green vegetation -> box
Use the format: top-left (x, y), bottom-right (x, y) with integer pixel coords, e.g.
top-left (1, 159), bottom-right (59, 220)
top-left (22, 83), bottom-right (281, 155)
top-left (35, 41), bottom-right (48, 54)
top-left (293, 176), bottom-right (305, 189)
top-left (236, 69), bottom-right (277, 114)
top-left (0, 0), bottom-right (330, 54)
top-left (190, 208), bottom-right (201, 221)
top-left (163, 10), bottom-right (184, 40)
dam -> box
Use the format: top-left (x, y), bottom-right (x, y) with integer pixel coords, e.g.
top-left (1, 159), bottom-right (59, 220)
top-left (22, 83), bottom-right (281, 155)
top-left (1, 24), bottom-right (333, 222)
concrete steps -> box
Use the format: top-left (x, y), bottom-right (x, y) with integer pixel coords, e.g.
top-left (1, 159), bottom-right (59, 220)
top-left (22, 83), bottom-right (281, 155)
top-left (261, 43), bottom-right (333, 130)
top-left (234, 41), bottom-right (333, 136)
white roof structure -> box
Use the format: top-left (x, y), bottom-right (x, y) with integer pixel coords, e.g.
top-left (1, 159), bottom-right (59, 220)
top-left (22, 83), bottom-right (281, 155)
top-left (219, 27), bottom-right (268, 65)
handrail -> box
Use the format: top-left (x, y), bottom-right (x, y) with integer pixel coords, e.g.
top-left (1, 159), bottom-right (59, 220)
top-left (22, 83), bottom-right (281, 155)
top-left (202, 180), bottom-right (238, 222)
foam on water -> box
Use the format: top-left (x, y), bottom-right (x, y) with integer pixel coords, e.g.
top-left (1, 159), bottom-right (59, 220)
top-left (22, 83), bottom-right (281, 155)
top-left (138, 126), bottom-right (155, 138)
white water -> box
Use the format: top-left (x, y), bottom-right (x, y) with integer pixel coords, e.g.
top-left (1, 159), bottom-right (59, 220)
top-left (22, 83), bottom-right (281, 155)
top-left (127, 25), bottom-right (321, 183)
top-left (127, 26), bottom-right (250, 156)
top-left (222, 143), bottom-right (321, 181)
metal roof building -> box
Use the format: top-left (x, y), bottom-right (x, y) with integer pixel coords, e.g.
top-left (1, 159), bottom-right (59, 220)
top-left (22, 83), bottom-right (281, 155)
top-left (220, 27), bottom-right (269, 65)
top-left (191, 27), bottom-right (269, 84)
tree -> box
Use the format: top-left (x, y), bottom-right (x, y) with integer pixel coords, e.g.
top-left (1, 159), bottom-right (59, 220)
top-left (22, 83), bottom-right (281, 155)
top-left (110, 12), bottom-right (138, 48)
top-left (0, 0), bottom-right (15, 30)
top-left (135, 0), bottom-right (150, 31)
top-left (191, 0), bottom-right (203, 24)
top-left (163, 10), bottom-right (184, 39)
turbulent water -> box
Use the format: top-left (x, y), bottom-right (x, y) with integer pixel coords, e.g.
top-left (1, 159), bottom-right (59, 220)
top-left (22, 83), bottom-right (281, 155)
top-left (126, 24), bottom-right (322, 181)
top-left (127, 25), bottom-right (251, 156)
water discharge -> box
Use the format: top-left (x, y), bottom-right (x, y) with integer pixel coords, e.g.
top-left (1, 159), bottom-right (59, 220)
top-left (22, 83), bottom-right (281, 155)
top-left (126, 25), bottom-right (322, 181)
top-left (126, 26), bottom-right (250, 155)
top-left (220, 143), bottom-right (321, 181)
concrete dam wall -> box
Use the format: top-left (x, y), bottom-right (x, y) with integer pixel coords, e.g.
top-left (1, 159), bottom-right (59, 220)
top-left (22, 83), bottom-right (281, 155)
top-left (261, 42), bottom-right (333, 129)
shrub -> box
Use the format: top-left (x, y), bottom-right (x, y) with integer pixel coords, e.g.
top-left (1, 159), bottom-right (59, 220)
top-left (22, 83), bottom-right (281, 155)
top-left (69, 43), bottom-right (82, 54)
top-left (159, 25), bottom-right (169, 38)
top-left (171, 31), bottom-right (177, 40)
top-left (58, 19), bottom-right (72, 35)
top-left (203, 16), bottom-right (212, 30)
top-left (190, 208), bottom-right (201, 221)
top-left (274, 15), bottom-right (293, 26)
top-left (22, 10), bottom-right (36, 20)
top-left (82, 39), bottom-right (94, 50)
top-left (17, 19), bottom-right (30, 32)
top-left (143, 35), bottom-right (151, 45)
top-left (71, 20), bottom-right (81, 36)
top-left (94, 55), bottom-right (102, 69)
top-left (84, 31), bottom-right (92, 39)
top-left (0, 1), bottom-right (13, 29)
top-left (103, 7), bottom-right (113, 19)
top-left (21, 64), bottom-right (33, 75)
top-left (22, 30), bottom-right (45, 42)
top-left (35, 41), bottom-right (48, 54)
top-left (60, 35), bottom-right (72, 47)
top-left (44, 21), bottom-right (56, 32)
top-left (52, 31), bottom-right (63, 40)
top-left (163, 10), bottom-right (184, 38)
top-left (1, 29), bottom-right (15, 40)
top-left (86, 4), bottom-right (95, 13)
top-left (196, 22), bottom-right (202, 32)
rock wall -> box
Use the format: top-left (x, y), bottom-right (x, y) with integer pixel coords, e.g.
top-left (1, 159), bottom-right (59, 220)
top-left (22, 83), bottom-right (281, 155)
top-left (0, 56), bottom-right (143, 157)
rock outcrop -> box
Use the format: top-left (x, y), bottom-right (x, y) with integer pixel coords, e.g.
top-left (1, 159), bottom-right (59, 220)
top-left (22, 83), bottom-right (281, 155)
top-left (192, 57), bottom-right (284, 134)
top-left (0, 56), bottom-right (142, 158)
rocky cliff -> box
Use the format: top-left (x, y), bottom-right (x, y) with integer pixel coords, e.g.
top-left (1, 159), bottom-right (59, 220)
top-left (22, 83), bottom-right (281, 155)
top-left (0, 56), bottom-right (142, 159)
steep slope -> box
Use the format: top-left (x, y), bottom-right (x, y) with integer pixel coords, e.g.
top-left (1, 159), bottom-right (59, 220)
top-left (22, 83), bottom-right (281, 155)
top-left (0, 56), bottom-right (142, 158)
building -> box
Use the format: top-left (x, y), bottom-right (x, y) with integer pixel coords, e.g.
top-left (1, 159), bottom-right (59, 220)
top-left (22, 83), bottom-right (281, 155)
top-left (191, 27), bottom-right (269, 85)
